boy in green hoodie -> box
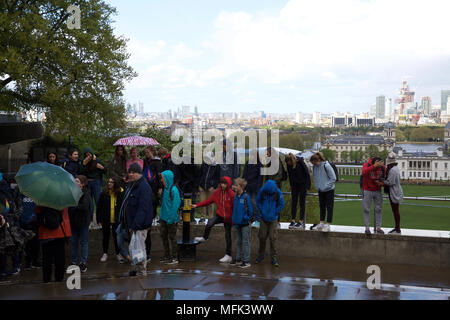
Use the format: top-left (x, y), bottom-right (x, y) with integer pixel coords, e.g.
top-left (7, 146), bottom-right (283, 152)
top-left (159, 170), bottom-right (182, 264)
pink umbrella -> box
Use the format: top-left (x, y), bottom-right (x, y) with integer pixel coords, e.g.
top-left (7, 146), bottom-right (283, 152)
top-left (113, 135), bottom-right (159, 146)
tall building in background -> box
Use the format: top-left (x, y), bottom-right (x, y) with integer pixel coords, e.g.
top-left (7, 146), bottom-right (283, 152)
top-left (447, 97), bottom-right (450, 115)
top-left (376, 96), bottom-right (385, 119)
top-left (421, 96), bottom-right (432, 115)
top-left (138, 101), bottom-right (144, 115)
top-left (182, 105), bottom-right (190, 118)
top-left (295, 112), bottom-right (303, 124)
top-left (312, 112), bottom-right (321, 125)
top-left (194, 106), bottom-right (198, 116)
top-left (370, 103), bottom-right (376, 117)
top-left (441, 90), bottom-right (450, 111)
top-left (397, 81), bottom-right (415, 115)
top-left (385, 97), bottom-right (392, 117)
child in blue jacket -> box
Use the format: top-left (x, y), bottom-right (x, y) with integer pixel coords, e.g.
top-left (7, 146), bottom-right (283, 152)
top-left (255, 179), bottom-right (284, 267)
top-left (231, 178), bottom-right (253, 268)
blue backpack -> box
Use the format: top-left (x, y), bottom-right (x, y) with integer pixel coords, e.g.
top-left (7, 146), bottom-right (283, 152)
top-left (20, 195), bottom-right (36, 226)
top-left (143, 165), bottom-right (155, 184)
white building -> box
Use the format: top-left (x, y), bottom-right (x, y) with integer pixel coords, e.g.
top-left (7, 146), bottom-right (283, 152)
top-left (312, 112), bottom-right (321, 125)
top-left (295, 112), bottom-right (303, 124)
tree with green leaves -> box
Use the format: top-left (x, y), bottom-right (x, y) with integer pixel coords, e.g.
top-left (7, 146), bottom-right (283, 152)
top-left (365, 144), bottom-right (380, 159)
top-left (321, 148), bottom-right (336, 162)
top-left (0, 0), bottom-right (136, 137)
top-left (341, 150), bottom-right (349, 163)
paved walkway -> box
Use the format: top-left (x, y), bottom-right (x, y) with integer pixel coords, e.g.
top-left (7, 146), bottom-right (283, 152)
top-left (1, 252), bottom-right (449, 300)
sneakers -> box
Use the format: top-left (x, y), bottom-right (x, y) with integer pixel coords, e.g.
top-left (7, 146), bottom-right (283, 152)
top-left (252, 221), bottom-right (260, 228)
top-left (24, 264), bottom-right (33, 271)
top-left (271, 257), bottom-right (279, 267)
top-left (100, 253), bottom-right (108, 262)
top-left (322, 224), bottom-right (331, 232)
top-left (239, 262), bottom-right (251, 268)
top-left (219, 254), bottom-right (232, 263)
top-left (365, 228), bottom-right (371, 235)
top-left (166, 259), bottom-right (179, 265)
top-left (194, 236), bottom-right (206, 243)
top-left (255, 255), bottom-right (264, 264)
top-left (298, 222), bottom-right (306, 231)
top-left (375, 228), bottom-right (385, 234)
top-left (229, 259), bottom-right (241, 266)
top-left (79, 263), bottom-right (87, 273)
top-left (146, 257), bottom-right (152, 264)
top-left (312, 223), bottom-right (324, 231)
top-left (277, 223), bottom-right (281, 229)
top-left (388, 229), bottom-right (401, 234)
top-left (116, 254), bottom-right (125, 263)
top-left (9, 268), bottom-right (20, 276)
top-left (288, 221), bottom-right (296, 229)
top-left (198, 218), bottom-right (206, 224)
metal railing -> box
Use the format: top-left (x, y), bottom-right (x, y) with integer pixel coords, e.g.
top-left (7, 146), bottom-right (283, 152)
top-left (281, 192), bottom-right (450, 202)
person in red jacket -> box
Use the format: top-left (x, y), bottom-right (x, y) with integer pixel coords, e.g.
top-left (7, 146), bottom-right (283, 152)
top-left (193, 176), bottom-right (235, 263)
top-left (361, 157), bottom-right (386, 235)
top-left (36, 206), bottom-right (72, 283)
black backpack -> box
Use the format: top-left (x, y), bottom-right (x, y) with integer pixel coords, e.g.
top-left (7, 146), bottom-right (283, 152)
top-left (39, 207), bottom-right (63, 230)
top-left (325, 162), bottom-right (339, 182)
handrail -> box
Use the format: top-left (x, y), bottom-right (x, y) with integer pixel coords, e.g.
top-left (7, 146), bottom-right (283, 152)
top-left (280, 192), bottom-right (450, 202)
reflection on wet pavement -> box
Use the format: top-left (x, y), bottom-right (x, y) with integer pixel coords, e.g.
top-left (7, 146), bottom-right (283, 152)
top-left (1, 252), bottom-right (449, 300)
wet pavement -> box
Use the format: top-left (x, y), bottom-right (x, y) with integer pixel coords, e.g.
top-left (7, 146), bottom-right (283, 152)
top-left (0, 251), bottom-right (449, 300)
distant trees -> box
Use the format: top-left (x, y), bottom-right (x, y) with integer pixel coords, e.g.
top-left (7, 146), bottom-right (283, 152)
top-left (321, 148), bottom-right (336, 162)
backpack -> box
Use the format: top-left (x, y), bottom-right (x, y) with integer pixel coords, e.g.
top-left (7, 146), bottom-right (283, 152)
top-left (324, 162), bottom-right (339, 182)
top-left (143, 165), bottom-right (155, 184)
top-left (39, 207), bottom-right (63, 230)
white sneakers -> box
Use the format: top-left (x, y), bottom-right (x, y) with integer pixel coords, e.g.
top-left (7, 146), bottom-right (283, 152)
top-left (100, 253), bottom-right (108, 262)
top-left (219, 254), bottom-right (232, 263)
top-left (313, 223), bottom-right (331, 232)
top-left (312, 223), bottom-right (324, 231)
top-left (195, 237), bottom-right (206, 243)
top-left (116, 254), bottom-right (125, 263)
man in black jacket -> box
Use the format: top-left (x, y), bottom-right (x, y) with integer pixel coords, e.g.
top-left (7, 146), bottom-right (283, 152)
top-left (242, 149), bottom-right (263, 223)
top-left (285, 153), bottom-right (311, 230)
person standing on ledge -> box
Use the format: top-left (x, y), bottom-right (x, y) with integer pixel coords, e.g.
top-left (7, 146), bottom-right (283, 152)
top-left (382, 153), bottom-right (403, 235)
top-left (361, 156), bottom-right (386, 235)
top-left (309, 153), bottom-right (336, 232)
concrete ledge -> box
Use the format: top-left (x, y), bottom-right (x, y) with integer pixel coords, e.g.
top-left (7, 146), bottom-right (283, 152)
top-left (85, 225), bottom-right (450, 268)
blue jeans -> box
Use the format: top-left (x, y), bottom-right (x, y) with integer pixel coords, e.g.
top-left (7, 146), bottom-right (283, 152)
top-left (116, 224), bottom-right (130, 258)
top-left (71, 227), bottom-right (89, 264)
top-left (88, 179), bottom-right (102, 222)
top-left (235, 225), bottom-right (250, 263)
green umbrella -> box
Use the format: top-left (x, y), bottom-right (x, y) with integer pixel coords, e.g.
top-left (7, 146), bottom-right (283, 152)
top-left (15, 162), bottom-right (82, 210)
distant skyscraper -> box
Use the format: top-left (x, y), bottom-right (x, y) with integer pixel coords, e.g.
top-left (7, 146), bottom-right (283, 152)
top-left (312, 112), bottom-right (321, 125)
top-left (194, 106), bottom-right (198, 116)
top-left (441, 90), bottom-right (450, 111)
top-left (295, 112), bottom-right (303, 124)
top-left (447, 97), bottom-right (450, 115)
top-left (138, 101), bottom-right (144, 115)
top-left (376, 96), bottom-right (385, 119)
top-left (397, 81), bottom-right (415, 115)
top-left (385, 97), bottom-right (392, 117)
top-left (421, 96), bottom-right (432, 115)
top-left (182, 105), bottom-right (190, 117)
top-left (370, 103), bottom-right (376, 117)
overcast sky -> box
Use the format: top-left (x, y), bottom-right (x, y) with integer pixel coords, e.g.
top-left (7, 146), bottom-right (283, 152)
top-left (107, 0), bottom-right (450, 115)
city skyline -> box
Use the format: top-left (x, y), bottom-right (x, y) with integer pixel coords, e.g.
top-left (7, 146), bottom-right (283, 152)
top-left (108, 0), bottom-right (450, 115)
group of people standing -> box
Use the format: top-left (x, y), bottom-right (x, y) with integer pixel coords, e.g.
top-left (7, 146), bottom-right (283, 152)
top-left (0, 138), bottom-right (405, 282)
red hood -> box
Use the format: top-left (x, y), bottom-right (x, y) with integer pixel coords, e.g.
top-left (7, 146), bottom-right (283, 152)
top-left (220, 176), bottom-right (232, 190)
